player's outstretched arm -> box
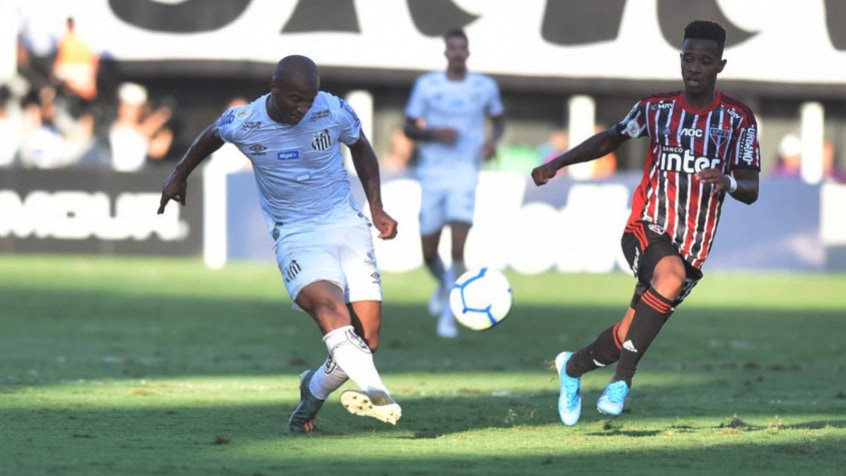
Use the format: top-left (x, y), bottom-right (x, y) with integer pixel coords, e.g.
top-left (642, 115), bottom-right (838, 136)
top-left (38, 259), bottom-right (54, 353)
top-left (157, 123), bottom-right (225, 214)
top-left (348, 132), bottom-right (398, 240)
top-left (532, 127), bottom-right (627, 186)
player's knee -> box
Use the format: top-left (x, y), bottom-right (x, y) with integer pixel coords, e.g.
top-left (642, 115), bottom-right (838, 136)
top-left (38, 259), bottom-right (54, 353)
top-left (650, 256), bottom-right (686, 300)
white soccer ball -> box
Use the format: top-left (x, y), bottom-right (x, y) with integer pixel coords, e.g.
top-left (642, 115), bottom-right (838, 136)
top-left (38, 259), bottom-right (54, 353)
top-left (448, 267), bottom-right (513, 330)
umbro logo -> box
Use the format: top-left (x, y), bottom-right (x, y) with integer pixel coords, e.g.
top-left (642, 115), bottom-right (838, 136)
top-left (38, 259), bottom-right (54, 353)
top-left (622, 340), bottom-right (638, 353)
top-left (248, 143), bottom-right (267, 155)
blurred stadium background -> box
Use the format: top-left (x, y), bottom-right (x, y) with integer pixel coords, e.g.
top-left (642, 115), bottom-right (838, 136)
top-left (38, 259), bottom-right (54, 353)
top-left (1, 0), bottom-right (844, 274)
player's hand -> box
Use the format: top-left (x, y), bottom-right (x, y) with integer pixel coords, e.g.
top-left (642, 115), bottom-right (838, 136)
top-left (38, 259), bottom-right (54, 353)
top-left (482, 139), bottom-right (498, 161)
top-left (435, 128), bottom-right (459, 145)
top-left (371, 207), bottom-right (398, 240)
top-left (695, 167), bottom-right (730, 196)
top-left (157, 171), bottom-right (188, 214)
top-left (531, 163), bottom-right (557, 186)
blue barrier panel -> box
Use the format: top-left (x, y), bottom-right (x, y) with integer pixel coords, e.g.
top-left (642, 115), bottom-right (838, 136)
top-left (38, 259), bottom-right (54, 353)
top-left (224, 170), bottom-right (829, 273)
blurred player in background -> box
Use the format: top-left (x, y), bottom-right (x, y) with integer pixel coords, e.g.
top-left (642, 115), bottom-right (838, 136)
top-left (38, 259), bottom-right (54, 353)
top-left (157, 55), bottom-right (401, 434)
top-left (403, 28), bottom-right (506, 338)
top-left (532, 20), bottom-right (760, 424)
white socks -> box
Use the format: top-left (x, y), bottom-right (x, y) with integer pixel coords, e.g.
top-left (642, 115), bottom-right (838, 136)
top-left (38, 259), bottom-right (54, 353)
top-left (322, 326), bottom-right (389, 395)
top-left (308, 356), bottom-right (348, 400)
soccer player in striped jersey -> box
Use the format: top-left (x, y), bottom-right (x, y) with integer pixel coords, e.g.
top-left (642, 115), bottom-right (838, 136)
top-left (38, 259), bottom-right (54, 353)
top-left (157, 55), bottom-right (401, 434)
top-left (532, 20), bottom-right (760, 425)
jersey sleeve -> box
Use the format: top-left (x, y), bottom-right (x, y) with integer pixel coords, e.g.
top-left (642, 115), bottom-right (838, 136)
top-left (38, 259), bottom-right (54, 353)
top-left (615, 99), bottom-right (649, 139)
top-left (215, 106), bottom-right (242, 143)
top-left (485, 78), bottom-right (504, 117)
top-left (404, 76), bottom-right (426, 119)
top-left (729, 113), bottom-right (761, 172)
top-left (335, 96), bottom-right (362, 146)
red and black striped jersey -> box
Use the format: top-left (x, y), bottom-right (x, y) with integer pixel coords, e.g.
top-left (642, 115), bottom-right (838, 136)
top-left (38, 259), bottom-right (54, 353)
top-left (616, 91), bottom-right (761, 269)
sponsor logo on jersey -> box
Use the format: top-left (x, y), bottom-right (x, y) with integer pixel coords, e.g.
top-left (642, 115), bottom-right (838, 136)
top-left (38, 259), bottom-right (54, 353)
top-left (680, 128), bottom-right (703, 137)
top-left (241, 120), bottom-right (261, 130)
top-left (236, 109), bottom-right (248, 119)
top-left (217, 111), bottom-right (235, 126)
top-left (277, 149), bottom-right (299, 160)
top-left (309, 109), bottom-right (330, 121)
top-left (659, 146), bottom-right (721, 173)
top-left (740, 125), bottom-right (757, 165)
top-left (248, 143), bottom-right (267, 155)
top-left (284, 259), bottom-right (301, 282)
top-left (311, 129), bottom-right (332, 151)
top-left (652, 102), bottom-right (674, 110)
top-left (726, 107), bottom-right (742, 120)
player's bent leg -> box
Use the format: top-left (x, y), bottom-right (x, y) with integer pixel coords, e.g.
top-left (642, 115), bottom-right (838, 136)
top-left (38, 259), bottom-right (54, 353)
top-left (554, 351), bottom-right (581, 426)
top-left (348, 300), bottom-right (382, 351)
top-left (289, 370), bottom-right (325, 434)
top-left (649, 254), bottom-right (686, 301)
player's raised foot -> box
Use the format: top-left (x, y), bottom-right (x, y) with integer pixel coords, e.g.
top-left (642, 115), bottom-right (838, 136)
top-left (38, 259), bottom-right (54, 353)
top-left (289, 370), bottom-right (325, 434)
top-left (340, 389), bottom-right (402, 425)
top-left (428, 283), bottom-right (446, 317)
top-left (436, 311), bottom-right (458, 338)
top-left (554, 351), bottom-right (581, 426)
top-left (597, 380), bottom-right (630, 416)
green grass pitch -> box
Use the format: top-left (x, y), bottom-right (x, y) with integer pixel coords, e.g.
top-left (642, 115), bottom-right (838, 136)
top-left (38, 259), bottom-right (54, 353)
top-left (1, 255), bottom-right (844, 475)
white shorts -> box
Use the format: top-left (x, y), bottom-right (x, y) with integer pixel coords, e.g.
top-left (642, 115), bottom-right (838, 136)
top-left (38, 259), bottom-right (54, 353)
top-left (418, 178), bottom-right (477, 236)
top-left (271, 201), bottom-right (382, 307)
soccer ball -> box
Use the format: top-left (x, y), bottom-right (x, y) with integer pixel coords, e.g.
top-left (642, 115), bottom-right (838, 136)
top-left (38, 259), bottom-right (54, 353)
top-left (448, 267), bottom-right (513, 330)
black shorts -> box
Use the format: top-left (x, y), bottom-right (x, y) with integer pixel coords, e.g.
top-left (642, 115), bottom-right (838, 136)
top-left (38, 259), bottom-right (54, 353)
top-left (621, 221), bottom-right (703, 308)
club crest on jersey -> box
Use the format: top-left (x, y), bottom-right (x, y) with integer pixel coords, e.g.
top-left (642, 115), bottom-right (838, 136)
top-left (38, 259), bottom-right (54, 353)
top-left (284, 259), bottom-right (301, 282)
top-left (311, 129), bottom-right (332, 151)
top-left (709, 127), bottom-right (730, 149)
top-left (648, 224), bottom-right (665, 235)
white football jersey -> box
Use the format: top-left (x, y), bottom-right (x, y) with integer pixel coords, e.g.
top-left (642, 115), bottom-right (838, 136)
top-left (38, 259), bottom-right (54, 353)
top-left (216, 92), bottom-right (362, 227)
top-left (404, 71), bottom-right (504, 182)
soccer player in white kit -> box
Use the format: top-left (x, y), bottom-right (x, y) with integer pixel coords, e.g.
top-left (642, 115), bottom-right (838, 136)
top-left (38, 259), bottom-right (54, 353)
top-left (403, 28), bottom-right (506, 338)
top-left (157, 55), bottom-right (401, 434)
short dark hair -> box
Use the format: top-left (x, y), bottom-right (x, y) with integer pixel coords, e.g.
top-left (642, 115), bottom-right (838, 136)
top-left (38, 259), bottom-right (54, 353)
top-left (444, 28), bottom-right (468, 46)
top-left (683, 20), bottom-right (726, 57)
